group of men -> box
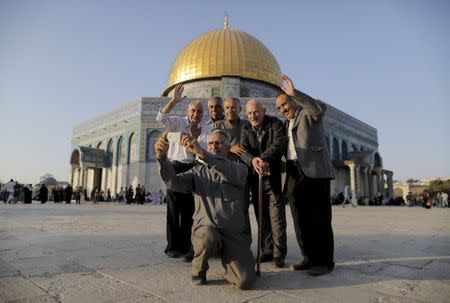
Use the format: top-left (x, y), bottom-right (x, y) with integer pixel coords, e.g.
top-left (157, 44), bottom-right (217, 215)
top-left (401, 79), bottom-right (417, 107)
top-left (154, 75), bottom-right (335, 289)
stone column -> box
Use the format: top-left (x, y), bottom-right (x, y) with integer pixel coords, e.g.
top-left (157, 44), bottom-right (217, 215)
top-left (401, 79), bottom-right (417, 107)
top-left (329, 134), bottom-right (334, 159)
top-left (347, 162), bottom-right (357, 205)
top-left (101, 168), bottom-right (107, 192)
top-left (380, 172), bottom-right (386, 198)
top-left (363, 167), bottom-right (370, 199)
top-left (69, 167), bottom-right (74, 186)
top-left (386, 171), bottom-right (394, 199)
top-left (355, 164), bottom-right (360, 202)
top-left (79, 167), bottom-right (85, 189)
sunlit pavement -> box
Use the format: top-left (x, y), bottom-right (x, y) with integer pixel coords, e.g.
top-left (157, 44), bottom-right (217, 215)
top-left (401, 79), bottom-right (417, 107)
top-left (1, 202), bottom-right (449, 303)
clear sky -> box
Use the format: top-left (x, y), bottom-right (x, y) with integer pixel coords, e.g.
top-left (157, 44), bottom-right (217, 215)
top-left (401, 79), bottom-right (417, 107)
top-left (1, 0), bottom-right (449, 184)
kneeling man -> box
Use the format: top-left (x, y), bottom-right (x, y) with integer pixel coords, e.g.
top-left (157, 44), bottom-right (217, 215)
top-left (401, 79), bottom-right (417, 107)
top-left (155, 130), bottom-right (256, 289)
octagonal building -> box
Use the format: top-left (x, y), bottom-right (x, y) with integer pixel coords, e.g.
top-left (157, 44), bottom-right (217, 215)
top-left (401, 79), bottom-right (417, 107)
top-left (70, 21), bottom-right (393, 204)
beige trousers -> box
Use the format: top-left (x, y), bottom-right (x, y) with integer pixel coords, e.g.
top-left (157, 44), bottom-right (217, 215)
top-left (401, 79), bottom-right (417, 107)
top-left (191, 225), bottom-right (256, 290)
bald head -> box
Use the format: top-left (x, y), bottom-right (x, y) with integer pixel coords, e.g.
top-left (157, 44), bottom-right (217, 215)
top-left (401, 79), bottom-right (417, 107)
top-left (246, 99), bottom-right (265, 129)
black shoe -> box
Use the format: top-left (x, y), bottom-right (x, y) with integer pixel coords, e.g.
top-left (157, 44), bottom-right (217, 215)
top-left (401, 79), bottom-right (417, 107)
top-left (291, 259), bottom-right (311, 271)
top-left (260, 254), bottom-right (273, 263)
top-left (166, 250), bottom-right (182, 258)
top-left (273, 257), bottom-right (284, 268)
top-left (183, 251), bottom-right (194, 262)
top-left (192, 275), bottom-right (206, 286)
top-left (307, 266), bottom-right (332, 276)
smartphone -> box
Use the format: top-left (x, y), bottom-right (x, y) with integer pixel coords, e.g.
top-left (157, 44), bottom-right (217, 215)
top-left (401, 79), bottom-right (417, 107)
top-left (167, 132), bottom-right (181, 144)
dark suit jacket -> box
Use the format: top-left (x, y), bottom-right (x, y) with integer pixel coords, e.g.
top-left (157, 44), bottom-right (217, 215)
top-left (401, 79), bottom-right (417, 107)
top-left (286, 90), bottom-right (335, 179)
top-left (240, 115), bottom-right (286, 194)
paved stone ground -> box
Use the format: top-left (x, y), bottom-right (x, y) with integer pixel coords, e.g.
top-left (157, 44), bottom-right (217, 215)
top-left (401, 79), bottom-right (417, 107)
top-left (0, 202), bottom-right (449, 303)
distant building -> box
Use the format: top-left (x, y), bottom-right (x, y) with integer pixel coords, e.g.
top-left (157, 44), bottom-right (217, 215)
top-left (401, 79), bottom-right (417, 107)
top-left (70, 21), bottom-right (393, 203)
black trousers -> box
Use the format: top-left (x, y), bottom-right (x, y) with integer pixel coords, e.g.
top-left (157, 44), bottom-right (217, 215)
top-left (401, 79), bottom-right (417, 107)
top-left (250, 182), bottom-right (287, 259)
top-left (165, 161), bottom-right (195, 254)
top-left (285, 160), bottom-right (334, 268)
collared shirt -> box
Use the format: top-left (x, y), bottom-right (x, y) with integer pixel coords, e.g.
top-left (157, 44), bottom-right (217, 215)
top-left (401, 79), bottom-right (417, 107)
top-left (156, 110), bottom-right (211, 163)
top-left (212, 118), bottom-right (248, 145)
top-left (158, 152), bottom-right (248, 233)
top-left (286, 108), bottom-right (301, 160)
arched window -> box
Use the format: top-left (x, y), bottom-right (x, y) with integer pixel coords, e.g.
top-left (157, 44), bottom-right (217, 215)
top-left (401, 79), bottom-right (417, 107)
top-left (374, 153), bottom-right (382, 167)
top-left (96, 141), bottom-right (103, 149)
top-left (333, 138), bottom-right (340, 160)
top-left (116, 136), bottom-right (123, 166)
top-left (325, 135), bottom-right (330, 153)
top-left (341, 140), bottom-right (348, 160)
top-left (106, 139), bottom-right (113, 166)
top-left (128, 133), bottom-right (137, 164)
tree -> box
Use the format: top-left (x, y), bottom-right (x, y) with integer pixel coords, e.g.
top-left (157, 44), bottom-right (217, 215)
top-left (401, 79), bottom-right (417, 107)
top-left (429, 179), bottom-right (450, 193)
top-left (406, 179), bottom-right (420, 184)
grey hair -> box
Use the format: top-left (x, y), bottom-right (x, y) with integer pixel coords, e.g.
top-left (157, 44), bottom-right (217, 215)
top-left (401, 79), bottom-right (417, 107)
top-left (224, 97), bottom-right (240, 106)
top-left (188, 100), bottom-right (203, 110)
top-left (209, 130), bottom-right (230, 146)
top-left (208, 96), bottom-right (223, 105)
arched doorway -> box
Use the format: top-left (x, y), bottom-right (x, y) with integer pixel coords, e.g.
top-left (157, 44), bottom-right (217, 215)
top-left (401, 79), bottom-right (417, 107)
top-left (374, 152), bottom-right (382, 168)
top-left (104, 139), bottom-right (113, 192)
top-left (146, 130), bottom-right (162, 162)
top-left (70, 148), bottom-right (81, 187)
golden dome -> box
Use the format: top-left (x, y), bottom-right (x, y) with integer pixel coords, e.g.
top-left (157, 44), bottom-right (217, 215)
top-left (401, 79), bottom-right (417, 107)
top-left (164, 27), bottom-right (282, 95)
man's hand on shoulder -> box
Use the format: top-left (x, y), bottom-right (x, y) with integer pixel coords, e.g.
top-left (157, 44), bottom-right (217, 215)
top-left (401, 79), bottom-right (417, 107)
top-left (230, 144), bottom-right (246, 156)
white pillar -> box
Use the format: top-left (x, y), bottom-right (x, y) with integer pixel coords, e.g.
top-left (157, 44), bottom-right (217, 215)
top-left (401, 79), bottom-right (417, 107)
top-left (329, 134), bottom-right (334, 159)
top-left (347, 162), bottom-right (357, 205)
top-left (363, 167), bottom-right (370, 198)
top-left (69, 167), bottom-right (74, 185)
top-left (386, 171), bottom-right (394, 199)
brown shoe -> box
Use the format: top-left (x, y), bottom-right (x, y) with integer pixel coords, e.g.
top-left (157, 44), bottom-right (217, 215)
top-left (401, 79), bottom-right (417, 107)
top-left (192, 275), bottom-right (206, 286)
top-left (290, 260), bottom-right (311, 270)
top-left (260, 254), bottom-right (273, 263)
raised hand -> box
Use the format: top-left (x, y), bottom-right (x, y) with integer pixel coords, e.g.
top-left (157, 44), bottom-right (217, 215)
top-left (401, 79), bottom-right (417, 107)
top-left (171, 84), bottom-right (187, 105)
top-left (280, 75), bottom-right (295, 97)
top-left (181, 135), bottom-right (204, 158)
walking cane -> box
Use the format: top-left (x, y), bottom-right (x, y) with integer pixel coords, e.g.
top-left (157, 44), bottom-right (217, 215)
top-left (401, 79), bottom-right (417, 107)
top-left (256, 173), bottom-right (263, 276)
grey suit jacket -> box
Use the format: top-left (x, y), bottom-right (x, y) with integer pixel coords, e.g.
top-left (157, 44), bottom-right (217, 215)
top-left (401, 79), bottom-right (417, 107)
top-left (286, 90), bottom-right (335, 179)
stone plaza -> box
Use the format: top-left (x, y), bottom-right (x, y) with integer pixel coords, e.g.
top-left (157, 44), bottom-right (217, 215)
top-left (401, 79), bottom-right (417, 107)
top-left (1, 203), bottom-right (449, 302)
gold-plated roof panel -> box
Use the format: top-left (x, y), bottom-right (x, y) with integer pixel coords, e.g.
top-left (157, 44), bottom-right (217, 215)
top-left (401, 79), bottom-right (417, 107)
top-left (166, 28), bottom-right (282, 94)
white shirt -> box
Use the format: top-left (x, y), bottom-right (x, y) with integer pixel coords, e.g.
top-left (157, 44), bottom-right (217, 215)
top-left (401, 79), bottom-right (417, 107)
top-left (286, 118), bottom-right (298, 160)
top-left (156, 110), bottom-right (211, 163)
top-left (5, 181), bottom-right (16, 192)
